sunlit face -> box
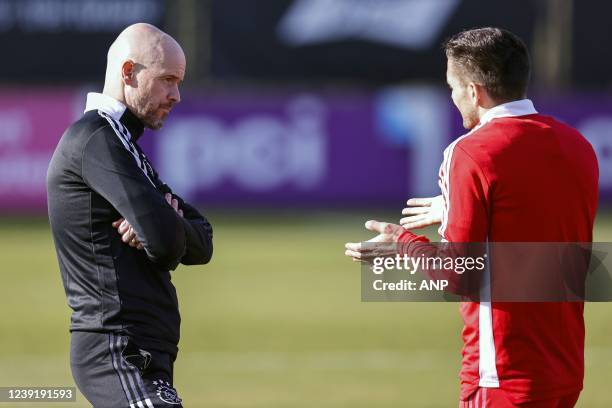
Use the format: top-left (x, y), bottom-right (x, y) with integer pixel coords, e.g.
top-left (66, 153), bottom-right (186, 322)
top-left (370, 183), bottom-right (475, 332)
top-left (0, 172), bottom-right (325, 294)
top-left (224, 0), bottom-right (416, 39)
top-left (125, 47), bottom-right (185, 130)
top-left (446, 58), bottom-right (479, 130)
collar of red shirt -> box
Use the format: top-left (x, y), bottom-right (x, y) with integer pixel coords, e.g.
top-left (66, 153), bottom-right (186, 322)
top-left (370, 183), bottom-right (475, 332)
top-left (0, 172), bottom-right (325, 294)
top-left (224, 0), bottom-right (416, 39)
top-left (478, 99), bottom-right (538, 128)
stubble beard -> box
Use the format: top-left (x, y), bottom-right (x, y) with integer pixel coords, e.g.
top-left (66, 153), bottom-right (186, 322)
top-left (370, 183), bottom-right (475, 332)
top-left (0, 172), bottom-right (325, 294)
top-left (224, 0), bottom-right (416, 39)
top-left (133, 92), bottom-right (165, 130)
top-left (462, 106), bottom-right (480, 130)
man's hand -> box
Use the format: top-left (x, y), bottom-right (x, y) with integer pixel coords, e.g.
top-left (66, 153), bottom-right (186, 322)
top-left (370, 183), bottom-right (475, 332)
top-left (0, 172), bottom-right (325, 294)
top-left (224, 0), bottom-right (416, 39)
top-left (400, 195), bottom-right (444, 229)
top-left (165, 193), bottom-right (183, 217)
top-left (344, 220), bottom-right (405, 263)
top-left (111, 193), bottom-right (184, 250)
top-left (112, 218), bottom-right (144, 250)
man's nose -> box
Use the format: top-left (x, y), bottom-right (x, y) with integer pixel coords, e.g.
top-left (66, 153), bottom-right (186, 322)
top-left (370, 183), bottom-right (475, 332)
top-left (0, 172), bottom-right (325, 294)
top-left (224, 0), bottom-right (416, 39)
top-left (169, 86), bottom-right (181, 104)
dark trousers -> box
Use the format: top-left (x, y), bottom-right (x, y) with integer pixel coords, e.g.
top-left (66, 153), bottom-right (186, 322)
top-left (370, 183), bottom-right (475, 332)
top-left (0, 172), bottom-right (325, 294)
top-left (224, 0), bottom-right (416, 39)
top-left (70, 331), bottom-right (183, 408)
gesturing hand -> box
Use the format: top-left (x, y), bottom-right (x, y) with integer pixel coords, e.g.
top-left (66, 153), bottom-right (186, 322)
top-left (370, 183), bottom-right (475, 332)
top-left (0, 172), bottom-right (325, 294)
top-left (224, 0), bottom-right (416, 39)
top-left (344, 220), bottom-right (406, 263)
top-left (400, 195), bottom-right (444, 229)
top-left (112, 218), bottom-right (144, 250)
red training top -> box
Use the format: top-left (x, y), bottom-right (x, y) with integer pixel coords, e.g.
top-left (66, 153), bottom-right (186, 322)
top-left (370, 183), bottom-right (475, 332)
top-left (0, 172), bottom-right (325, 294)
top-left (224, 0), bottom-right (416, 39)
top-left (400, 99), bottom-right (599, 404)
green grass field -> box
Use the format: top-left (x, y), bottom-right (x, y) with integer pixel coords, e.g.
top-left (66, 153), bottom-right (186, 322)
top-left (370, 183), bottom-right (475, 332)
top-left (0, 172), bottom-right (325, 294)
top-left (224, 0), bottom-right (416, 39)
top-left (1, 210), bottom-right (612, 407)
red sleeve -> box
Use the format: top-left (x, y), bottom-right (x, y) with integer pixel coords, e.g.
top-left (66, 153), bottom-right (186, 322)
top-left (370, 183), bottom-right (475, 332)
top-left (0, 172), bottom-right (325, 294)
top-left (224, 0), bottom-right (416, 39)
top-left (439, 144), bottom-right (490, 242)
top-left (400, 143), bottom-right (490, 245)
top-left (396, 143), bottom-right (490, 297)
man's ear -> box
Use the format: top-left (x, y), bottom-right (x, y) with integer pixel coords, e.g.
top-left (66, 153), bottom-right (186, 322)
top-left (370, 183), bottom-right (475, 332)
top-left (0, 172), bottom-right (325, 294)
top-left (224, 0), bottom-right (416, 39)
top-left (468, 82), bottom-right (486, 107)
top-left (121, 60), bottom-right (135, 85)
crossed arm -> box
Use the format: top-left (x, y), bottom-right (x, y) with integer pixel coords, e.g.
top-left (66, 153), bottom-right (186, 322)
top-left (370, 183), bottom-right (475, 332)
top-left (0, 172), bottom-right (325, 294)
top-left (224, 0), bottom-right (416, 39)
top-left (82, 129), bottom-right (213, 270)
top-left (112, 193), bottom-right (184, 251)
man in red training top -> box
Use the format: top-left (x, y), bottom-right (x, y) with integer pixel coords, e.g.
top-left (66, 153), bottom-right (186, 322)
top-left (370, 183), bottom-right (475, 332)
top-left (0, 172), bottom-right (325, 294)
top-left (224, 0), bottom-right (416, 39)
top-left (346, 27), bottom-right (598, 407)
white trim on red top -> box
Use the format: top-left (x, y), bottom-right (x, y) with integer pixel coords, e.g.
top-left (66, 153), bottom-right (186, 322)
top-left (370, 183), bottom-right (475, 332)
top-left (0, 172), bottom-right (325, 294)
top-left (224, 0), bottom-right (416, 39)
top-left (437, 99), bottom-right (538, 389)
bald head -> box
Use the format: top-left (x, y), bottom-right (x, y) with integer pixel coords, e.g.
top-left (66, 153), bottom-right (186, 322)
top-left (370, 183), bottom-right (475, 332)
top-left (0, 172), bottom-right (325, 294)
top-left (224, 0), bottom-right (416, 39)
top-left (103, 23), bottom-right (186, 129)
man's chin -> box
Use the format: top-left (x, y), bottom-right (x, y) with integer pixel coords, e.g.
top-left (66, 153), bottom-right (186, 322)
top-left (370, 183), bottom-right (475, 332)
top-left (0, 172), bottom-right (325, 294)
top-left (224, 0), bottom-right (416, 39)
top-left (144, 118), bottom-right (165, 130)
top-left (147, 123), bottom-right (163, 130)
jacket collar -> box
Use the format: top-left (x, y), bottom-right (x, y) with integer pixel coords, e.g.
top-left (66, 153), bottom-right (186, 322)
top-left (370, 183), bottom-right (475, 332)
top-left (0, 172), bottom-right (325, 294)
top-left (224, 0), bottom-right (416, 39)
top-left (84, 92), bottom-right (145, 141)
top-left (479, 98), bottom-right (538, 127)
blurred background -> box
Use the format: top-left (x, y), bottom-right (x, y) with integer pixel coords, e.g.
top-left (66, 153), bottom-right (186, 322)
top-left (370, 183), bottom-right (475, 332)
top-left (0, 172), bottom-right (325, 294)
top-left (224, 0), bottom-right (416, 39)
top-left (1, 0), bottom-right (611, 406)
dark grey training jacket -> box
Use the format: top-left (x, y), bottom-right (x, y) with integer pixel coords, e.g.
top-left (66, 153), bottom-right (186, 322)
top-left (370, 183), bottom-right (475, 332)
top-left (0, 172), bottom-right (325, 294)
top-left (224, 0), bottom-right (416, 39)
top-left (47, 93), bottom-right (212, 355)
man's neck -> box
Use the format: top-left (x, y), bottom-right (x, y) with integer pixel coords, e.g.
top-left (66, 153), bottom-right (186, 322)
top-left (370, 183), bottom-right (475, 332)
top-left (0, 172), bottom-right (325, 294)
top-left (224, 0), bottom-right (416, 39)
top-left (476, 98), bottom-right (535, 127)
top-left (101, 85), bottom-right (126, 107)
top-left (476, 97), bottom-right (521, 123)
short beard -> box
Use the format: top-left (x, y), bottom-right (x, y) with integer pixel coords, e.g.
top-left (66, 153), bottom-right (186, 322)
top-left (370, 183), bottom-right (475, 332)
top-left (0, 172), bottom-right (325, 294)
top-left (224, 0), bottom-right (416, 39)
top-left (132, 93), bottom-right (164, 130)
top-left (143, 112), bottom-right (164, 130)
top-left (463, 116), bottom-right (478, 129)
top-left (462, 107), bottom-right (479, 130)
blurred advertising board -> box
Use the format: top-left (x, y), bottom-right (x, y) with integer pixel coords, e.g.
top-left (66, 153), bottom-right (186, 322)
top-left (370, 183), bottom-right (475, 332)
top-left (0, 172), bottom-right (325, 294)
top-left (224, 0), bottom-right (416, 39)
top-left (0, 88), bottom-right (81, 210)
top-left (211, 0), bottom-right (535, 84)
top-left (0, 87), bottom-right (610, 211)
top-left (212, 0), bottom-right (612, 89)
top-left (0, 0), bottom-right (164, 81)
top-left (140, 87), bottom-right (448, 207)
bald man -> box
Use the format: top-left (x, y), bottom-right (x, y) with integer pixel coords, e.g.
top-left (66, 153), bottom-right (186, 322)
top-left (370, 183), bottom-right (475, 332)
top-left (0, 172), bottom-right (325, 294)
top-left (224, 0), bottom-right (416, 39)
top-left (47, 23), bottom-right (213, 408)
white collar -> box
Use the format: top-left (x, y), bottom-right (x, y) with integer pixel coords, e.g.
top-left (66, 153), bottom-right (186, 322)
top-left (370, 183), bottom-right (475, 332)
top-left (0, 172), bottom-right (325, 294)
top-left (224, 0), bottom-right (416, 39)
top-left (479, 99), bottom-right (538, 126)
top-left (84, 92), bottom-right (127, 121)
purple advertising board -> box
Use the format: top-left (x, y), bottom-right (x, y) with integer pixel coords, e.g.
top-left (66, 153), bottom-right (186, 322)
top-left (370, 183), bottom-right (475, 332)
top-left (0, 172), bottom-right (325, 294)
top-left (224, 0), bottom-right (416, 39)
top-left (0, 88), bottom-right (79, 211)
top-left (139, 87), bottom-right (449, 207)
top-left (0, 87), bottom-right (610, 212)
